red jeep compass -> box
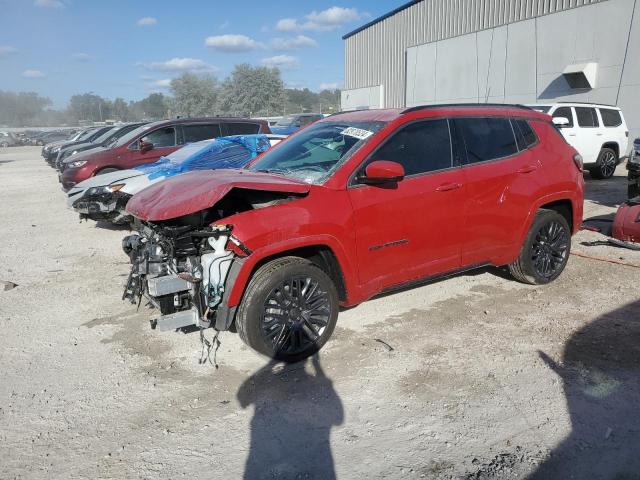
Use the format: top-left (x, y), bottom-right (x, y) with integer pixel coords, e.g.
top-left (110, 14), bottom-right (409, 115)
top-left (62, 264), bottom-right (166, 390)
top-left (60, 117), bottom-right (271, 191)
top-left (122, 104), bottom-right (584, 362)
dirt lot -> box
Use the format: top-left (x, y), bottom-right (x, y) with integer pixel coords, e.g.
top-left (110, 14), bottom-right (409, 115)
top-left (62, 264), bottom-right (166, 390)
top-left (1, 147), bottom-right (639, 480)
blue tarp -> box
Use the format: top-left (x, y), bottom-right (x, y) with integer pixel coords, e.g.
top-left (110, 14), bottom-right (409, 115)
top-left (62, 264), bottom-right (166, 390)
top-left (134, 134), bottom-right (272, 180)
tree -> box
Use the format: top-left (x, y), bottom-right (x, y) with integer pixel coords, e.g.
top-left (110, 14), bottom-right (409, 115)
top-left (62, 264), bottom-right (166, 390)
top-left (68, 92), bottom-right (111, 123)
top-left (0, 91), bottom-right (52, 126)
top-left (112, 97), bottom-right (129, 121)
top-left (170, 73), bottom-right (218, 118)
top-left (218, 64), bottom-right (285, 116)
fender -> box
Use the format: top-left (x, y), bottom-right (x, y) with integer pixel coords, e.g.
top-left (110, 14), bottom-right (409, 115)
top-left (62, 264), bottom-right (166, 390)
top-left (515, 190), bottom-right (582, 247)
top-left (225, 234), bottom-right (360, 307)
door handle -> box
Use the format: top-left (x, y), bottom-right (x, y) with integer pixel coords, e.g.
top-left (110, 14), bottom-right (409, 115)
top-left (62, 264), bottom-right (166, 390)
top-left (517, 165), bottom-right (538, 174)
top-left (436, 182), bottom-right (463, 192)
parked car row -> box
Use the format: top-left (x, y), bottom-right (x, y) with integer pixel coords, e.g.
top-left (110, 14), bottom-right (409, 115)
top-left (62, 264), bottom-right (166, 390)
top-left (35, 105), bottom-right (587, 363)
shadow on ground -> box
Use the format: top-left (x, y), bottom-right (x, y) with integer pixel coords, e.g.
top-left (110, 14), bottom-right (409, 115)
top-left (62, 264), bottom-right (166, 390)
top-left (582, 172), bottom-right (628, 208)
top-left (528, 300), bottom-right (640, 479)
top-left (237, 355), bottom-right (343, 480)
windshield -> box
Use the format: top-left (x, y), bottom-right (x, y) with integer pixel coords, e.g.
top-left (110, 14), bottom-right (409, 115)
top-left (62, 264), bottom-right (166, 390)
top-left (93, 127), bottom-right (119, 144)
top-left (113, 124), bottom-right (154, 148)
top-left (275, 116), bottom-right (295, 127)
top-left (249, 120), bottom-right (386, 184)
top-left (77, 128), bottom-right (97, 141)
top-left (165, 139), bottom-right (214, 163)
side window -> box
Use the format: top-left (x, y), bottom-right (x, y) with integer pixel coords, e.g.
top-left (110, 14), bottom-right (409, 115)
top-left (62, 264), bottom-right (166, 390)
top-left (368, 119), bottom-right (452, 176)
top-left (553, 107), bottom-right (574, 128)
top-left (224, 122), bottom-right (260, 135)
top-left (143, 127), bottom-right (176, 148)
top-left (513, 119), bottom-right (538, 150)
top-left (456, 117), bottom-right (518, 163)
top-left (599, 108), bottom-right (622, 128)
top-left (575, 107), bottom-right (599, 128)
top-left (183, 124), bottom-right (222, 143)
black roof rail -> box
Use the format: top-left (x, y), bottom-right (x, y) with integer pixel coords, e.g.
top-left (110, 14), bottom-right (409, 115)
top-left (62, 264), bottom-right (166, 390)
top-left (402, 103), bottom-right (535, 114)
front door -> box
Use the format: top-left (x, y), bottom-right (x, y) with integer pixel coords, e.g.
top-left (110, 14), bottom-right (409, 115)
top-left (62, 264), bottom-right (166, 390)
top-left (347, 118), bottom-right (466, 293)
top-left (126, 126), bottom-right (180, 168)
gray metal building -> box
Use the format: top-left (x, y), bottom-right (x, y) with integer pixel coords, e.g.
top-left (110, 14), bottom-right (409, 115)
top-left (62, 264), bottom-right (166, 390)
top-left (342, 0), bottom-right (640, 140)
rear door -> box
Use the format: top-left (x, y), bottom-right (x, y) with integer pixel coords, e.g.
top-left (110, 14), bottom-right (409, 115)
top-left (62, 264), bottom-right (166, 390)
top-left (454, 116), bottom-right (539, 266)
top-left (348, 118), bottom-right (466, 291)
top-left (124, 126), bottom-right (179, 168)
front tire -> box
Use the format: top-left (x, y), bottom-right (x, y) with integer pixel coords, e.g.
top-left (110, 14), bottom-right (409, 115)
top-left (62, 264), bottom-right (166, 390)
top-left (236, 257), bottom-right (339, 363)
top-left (509, 210), bottom-right (571, 285)
top-left (590, 148), bottom-right (618, 179)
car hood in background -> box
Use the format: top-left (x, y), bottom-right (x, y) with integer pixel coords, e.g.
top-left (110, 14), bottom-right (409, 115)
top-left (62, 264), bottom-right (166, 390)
top-left (270, 126), bottom-right (296, 135)
top-left (67, 169), bottom-right (144, 195)
top-left (126, 169), bottom-right (310, 222)
top-left (63, 146), bottom-right (108, 164)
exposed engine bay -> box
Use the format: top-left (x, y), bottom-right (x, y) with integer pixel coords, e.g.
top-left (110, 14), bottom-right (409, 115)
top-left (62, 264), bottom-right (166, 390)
top-left (122, 188), bottom-right (303, 332)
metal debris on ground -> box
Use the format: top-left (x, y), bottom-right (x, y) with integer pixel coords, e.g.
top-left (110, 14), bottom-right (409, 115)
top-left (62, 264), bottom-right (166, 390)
top-left (374, 338), bottom-right (394, 352)
top-left (2, 281), bottom-right (18, 291)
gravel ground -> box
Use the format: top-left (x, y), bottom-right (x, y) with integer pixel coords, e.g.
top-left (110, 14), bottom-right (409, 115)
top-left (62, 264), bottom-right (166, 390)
top-left (1, 147), bottom-right (639, 480)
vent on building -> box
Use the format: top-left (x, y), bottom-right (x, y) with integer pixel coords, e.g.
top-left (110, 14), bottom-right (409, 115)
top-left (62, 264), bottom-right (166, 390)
top-left (562, 62), bottom-right (598, 89)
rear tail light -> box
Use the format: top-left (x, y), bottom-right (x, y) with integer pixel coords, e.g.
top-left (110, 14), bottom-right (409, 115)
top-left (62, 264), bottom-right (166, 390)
top-left (573, 153), bottom-right (584, 171)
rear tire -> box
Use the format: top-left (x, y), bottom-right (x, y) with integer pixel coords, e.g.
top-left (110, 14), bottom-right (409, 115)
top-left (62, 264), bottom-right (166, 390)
top-left (590, 148), bottom-right (618, 179)
top-left (509, 209), bottom-right (571, 285)
top-left (236, 256), bottom-right (339, 363)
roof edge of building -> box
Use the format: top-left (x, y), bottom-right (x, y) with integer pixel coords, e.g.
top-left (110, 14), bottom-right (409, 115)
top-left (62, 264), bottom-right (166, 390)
top-left (342, 0), bottom-right (422, 40)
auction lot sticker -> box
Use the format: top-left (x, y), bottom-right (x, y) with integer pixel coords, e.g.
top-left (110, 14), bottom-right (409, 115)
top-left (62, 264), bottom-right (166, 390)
top-left (341, 127), bottom-right (374, 140)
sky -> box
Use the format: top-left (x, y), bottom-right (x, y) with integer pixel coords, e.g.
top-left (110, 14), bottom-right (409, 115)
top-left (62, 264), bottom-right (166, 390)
top-left (0, 0), bottom-right (402, 108)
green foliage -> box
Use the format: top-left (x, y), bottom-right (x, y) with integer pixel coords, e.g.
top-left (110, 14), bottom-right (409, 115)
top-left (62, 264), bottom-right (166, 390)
top-left (217, 64), bottom-right (286, 117)
top-left (169, 73), bottom-right (218, 117)
top-left (0, 91), bottom-right (52, 126)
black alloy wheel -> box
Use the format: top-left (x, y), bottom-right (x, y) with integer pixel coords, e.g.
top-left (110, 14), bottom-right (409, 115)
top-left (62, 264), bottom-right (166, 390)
top-left (261, 275), bottom-right (331, 357)
top-left (236, 257), bottom-right (339, 362)
top-left (509, 209), bottom-right (571, 285)
top-left (531, 220), bottom-right (570, 279)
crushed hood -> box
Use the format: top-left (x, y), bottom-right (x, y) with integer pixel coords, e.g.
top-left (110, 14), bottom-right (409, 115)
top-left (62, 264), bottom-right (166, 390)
top-left (126, 169), bottom-right (311, 222)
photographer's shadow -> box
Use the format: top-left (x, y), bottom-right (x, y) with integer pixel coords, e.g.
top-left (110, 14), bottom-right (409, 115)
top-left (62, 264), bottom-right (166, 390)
top-left (530, 300), bottom-right (640, 479)
top-left (237, 355), bottom-right (344, 480)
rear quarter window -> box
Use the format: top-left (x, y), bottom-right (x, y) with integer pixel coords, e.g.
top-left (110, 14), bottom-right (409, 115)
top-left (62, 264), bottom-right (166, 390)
top-left (599, 108), bottom-right (622, 128)
top-left (224, 122), bottom-right (261, 135)
top-left (512, 119), bottom-right (538, 150)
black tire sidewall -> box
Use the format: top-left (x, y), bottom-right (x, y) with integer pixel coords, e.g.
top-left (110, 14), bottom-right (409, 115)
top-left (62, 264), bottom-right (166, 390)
top-left (520, 211), bottom-right (571, 285)
top-left (237, 260), bottom-right (339, 363)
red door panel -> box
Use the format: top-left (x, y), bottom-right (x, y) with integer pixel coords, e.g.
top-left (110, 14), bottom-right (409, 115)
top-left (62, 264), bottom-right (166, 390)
top-left (348, 171), bottom-right (466, 292)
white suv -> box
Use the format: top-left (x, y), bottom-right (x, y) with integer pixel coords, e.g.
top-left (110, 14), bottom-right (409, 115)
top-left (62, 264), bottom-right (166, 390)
top-left (528, 103), bottom-right (629, 179)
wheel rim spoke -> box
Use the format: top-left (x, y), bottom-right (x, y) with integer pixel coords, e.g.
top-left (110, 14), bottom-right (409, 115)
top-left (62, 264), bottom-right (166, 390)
top-left (531, 220), bottom-right (569, 279)
top-left (260, 274), bottom-right (332, 356)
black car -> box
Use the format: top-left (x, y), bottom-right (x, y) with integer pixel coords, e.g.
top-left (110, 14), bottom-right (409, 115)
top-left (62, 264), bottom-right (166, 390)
top-left (43, 127), bottom-right (112, 164)
top-left (35, 130), bottom-right (73, 146)
top-left (55, 123), bottom-right (146, 171)
top-left (628, 138), bottom-right (640, 198)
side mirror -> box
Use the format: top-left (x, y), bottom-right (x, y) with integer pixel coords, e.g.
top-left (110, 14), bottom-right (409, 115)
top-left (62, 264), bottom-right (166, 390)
top-left (140, 139), bottom-right (154, 153)
top-left (360, 160), bottom-right (405, 185)
top-left (553, 117), bottom-right (570, 128)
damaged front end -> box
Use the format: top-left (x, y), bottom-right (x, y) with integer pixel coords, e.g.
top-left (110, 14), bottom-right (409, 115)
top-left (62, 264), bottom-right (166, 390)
top-left (72, 189), bottom-right (132, 224)
top-left (122, 220), bottom-right (250, 332)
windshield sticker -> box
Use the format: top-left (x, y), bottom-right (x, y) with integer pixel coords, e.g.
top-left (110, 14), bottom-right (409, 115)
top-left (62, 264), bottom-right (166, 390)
top-left (340, 127), bottom-right (374, 140)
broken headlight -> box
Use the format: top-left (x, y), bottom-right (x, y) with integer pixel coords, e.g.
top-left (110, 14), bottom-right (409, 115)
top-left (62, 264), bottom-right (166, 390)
top-left (85, 184), bottom-right (125, 196)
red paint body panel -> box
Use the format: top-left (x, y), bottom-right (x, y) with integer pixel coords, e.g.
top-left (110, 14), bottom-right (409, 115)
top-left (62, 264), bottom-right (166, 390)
top-left (613, 202), bottom-right (640, 242)
top-left (126, 169), bottom-right (311, 221)
top-left (128, 105), bottom-right (584, 310)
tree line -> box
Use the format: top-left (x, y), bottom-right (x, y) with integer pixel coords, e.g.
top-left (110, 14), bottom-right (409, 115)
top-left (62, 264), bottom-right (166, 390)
top-left (0, 64), bottom-right (341, 127)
